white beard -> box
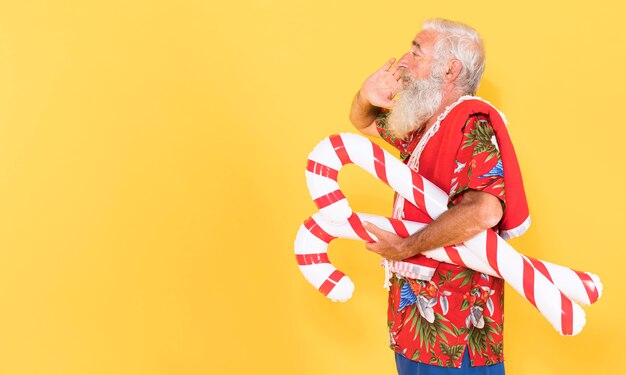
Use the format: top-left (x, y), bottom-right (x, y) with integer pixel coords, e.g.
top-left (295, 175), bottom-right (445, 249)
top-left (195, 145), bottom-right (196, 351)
top-left (387, 72), bottom-right (444, 139)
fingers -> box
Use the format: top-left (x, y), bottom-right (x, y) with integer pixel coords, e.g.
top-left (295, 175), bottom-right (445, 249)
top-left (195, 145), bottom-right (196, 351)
top-left (363, 222), bottom-right (379, 237)
top-left (363, 222), bottom-right (381, 243)
top-left (379, 58), bottom-right (396, 72)
top-left (392, 66), bottom-right (407, 81)
top-left (389, 61), bottom-right (404, 76)
top-left (363, 223), bottom-right (398, 258)
top-left (365, 240), bottom-right (384, 254)
top-left (363, 222), bottom-right (409, 260)
top-left (380, 58), bottom-right (405, 82)
top-left (363, 222), bottom-right (391, 239)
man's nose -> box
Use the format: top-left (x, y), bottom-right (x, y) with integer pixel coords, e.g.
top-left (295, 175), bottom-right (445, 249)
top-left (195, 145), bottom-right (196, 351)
top-left (397, 53), bottom-right (411, 68)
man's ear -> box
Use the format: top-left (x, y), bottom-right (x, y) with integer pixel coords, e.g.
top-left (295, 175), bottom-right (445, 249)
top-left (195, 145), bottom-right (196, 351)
top-left (445, 59), bottom-right (463, 83)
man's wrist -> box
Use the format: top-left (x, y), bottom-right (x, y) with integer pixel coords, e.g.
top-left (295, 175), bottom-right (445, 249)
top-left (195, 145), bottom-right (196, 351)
top-left (400, 233), bottom-right (423, 258)
top-left (356, 89), bottom-right (371, 109)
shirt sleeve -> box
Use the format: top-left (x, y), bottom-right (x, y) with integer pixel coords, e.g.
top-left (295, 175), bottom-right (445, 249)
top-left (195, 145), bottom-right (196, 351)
top-left (374, 109), bottom-right (412, 161)
top-left (449, 114), bottom-right (506, 208)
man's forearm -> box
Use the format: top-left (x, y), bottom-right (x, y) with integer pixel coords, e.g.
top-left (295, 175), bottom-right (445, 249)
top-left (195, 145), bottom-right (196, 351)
top-left (349, 90), bottom-right (380, 130)
top-left (400, 191), bottom-right (503, 258)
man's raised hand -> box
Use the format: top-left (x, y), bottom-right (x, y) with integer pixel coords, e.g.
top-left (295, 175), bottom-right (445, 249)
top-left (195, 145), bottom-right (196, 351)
top-left (359, 58), bottom-right (404, 109)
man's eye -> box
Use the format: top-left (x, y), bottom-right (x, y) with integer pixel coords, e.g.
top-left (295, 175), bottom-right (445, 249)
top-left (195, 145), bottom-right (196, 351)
top-left (412, 52), bottom-right (419, 57)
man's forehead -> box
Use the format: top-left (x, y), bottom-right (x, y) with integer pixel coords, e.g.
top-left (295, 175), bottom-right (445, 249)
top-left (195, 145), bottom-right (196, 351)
top-left (412, 30), bottom-right (438, 49)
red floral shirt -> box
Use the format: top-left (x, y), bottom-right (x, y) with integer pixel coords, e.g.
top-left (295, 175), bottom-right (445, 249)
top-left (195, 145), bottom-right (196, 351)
top-left (376, 111), bottom-right (507, 368)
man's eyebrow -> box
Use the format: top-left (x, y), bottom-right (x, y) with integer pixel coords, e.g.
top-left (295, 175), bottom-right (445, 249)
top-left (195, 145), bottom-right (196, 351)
top-left (412, 40), bottom-right (423, 53)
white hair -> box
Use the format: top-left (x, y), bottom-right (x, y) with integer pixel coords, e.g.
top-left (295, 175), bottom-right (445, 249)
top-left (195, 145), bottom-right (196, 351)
top-left (422, 18), bottom-right (485, 94)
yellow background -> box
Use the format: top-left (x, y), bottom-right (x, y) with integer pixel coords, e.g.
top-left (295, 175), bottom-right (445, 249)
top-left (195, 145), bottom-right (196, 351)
top-left (0, 0), bottom-right (624, 374)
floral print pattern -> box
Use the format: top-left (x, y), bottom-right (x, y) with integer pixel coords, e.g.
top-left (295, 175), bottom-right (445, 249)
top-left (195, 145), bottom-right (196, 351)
top-left (449, 115), bottom-right (505, 206)
top-left (377, 111), bottom-right (507, 367)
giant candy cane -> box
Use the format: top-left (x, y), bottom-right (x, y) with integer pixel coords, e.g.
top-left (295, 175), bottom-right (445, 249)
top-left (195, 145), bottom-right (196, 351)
top-left (295, 133), bottom-right (602, 336)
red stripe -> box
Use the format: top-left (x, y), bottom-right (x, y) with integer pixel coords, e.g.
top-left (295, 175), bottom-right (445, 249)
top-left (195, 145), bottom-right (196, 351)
top-left (372, 143), bottom-right (388, 184)
top-left (313, 189), bottom-right (345, 209)
top-left (444, 246), bottom-right (467, 268)
top-left (411, 173), bottom-right (428, 217)
top-left (347, 213), bottom-right (374, 242)
top-left (522, 258), bottom-right (537, 307)
top-left (529, 258), bottom-right (599, 304)
top-left (527, 256), bottom-right (553, 282)
top-left (575, 270), bottom-right (600, 304)
top-left (296, 253), bottom-right (330, 265)
top-left (329, 134), bottom-right (352, 165)
top-left (560, 293), bottom-right (574, 335)
top-left (318, 270), bottom-right (345, 296)
top-left (303, 217), bottom-right (335, 244)
top-left (485, 230), bottom-right (501, 277)
top-left (306, 159), bottom-right (338, 180)
top-left (387, 218), bottom-right (410, 238)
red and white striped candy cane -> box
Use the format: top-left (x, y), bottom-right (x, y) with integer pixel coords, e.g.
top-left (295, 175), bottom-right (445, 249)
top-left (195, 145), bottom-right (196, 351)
top-left (295, 212), bottom-right (600, 307)
top-left (298, 133), bottom-right (602, 335)
top-left (295, 212), bottom-right (479, 301)
top-left (520, 255), bottom-right (601, 306)
top-left (394, 242), bottom-right (601, 306)
top-left (305, 132), bottom-right (602, 306)
top-left (306, 133), bottom-right (448, 224)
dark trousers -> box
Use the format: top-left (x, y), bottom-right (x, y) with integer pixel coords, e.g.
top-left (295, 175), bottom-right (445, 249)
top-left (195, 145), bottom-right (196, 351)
top-left (395, 349), bottom-right (505, 375)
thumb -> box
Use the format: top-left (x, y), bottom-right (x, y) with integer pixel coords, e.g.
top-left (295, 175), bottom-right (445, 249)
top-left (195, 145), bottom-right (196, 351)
top-left (363, 222), bottom-right (382, 241)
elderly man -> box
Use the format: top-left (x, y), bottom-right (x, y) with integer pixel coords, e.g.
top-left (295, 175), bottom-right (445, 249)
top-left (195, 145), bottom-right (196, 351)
top-left (349, 19), bottom-right (529, 374)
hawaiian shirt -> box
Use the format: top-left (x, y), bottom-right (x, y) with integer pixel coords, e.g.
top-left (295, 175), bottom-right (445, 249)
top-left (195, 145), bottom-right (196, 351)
top-left (376, 111), bottom-right (507, 368)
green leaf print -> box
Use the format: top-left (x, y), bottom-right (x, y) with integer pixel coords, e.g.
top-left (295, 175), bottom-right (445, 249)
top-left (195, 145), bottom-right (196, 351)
top-left (452, 323), bottom-right (462, 336)
top-left (412, 350), bottom-right (421, 360)
top-left (461, 299), bottom-right (470, 311)
top-left (467, 326), bottom-right (487, 354)
top-left (463, 120), bottom-right (498, 157)
top-left (490, 342), bottom-right (503, 357)
top-left (485, 149), bottom-right (500, 163)
top-left (403, 304), bottom-right (417, 330)
top-left (475, 120), bottom-right (494, 141)
top-left (439, 342), bottom-right (466, 365)
top-left (429, 350), bottom-right (444, 366)
top-left (414, 312), bottom-right (454, 352)
top-left (462, 138), bottom-right (476, 150)
top-left (467, 316), bottom-right (499, 355)
top-left (437, 270), bottom-right (454, 286)
top-left (473, 141), bottom-right (493, 155)
top-left (483, 316), bottom-right (498, 339)
top-left (452, 268), bottom-right (474, 287)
